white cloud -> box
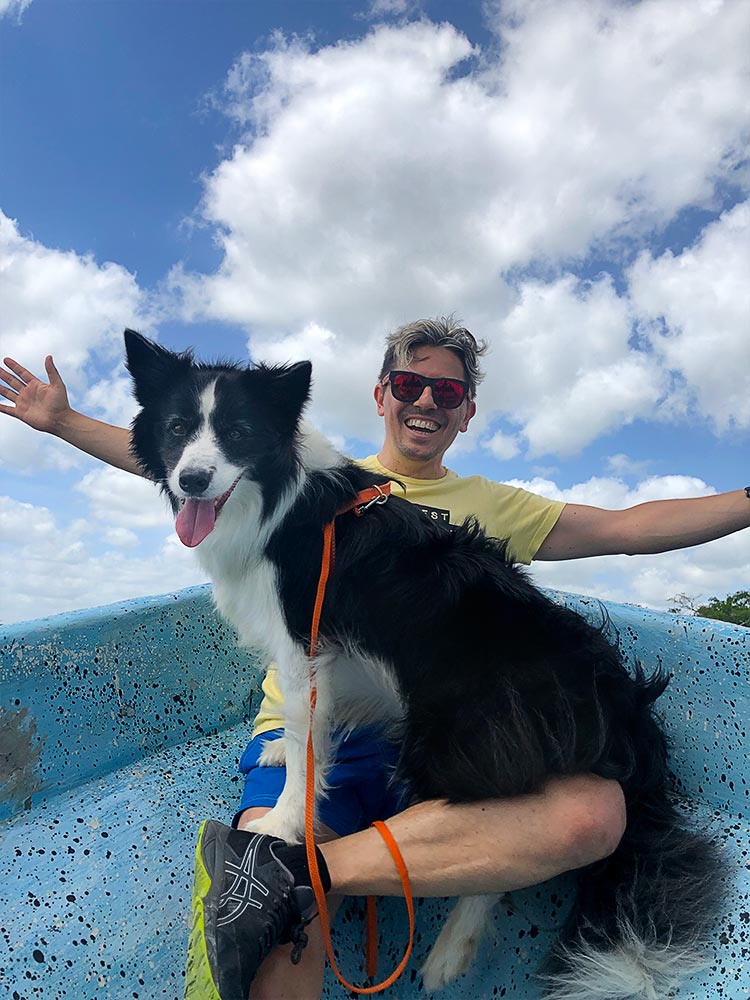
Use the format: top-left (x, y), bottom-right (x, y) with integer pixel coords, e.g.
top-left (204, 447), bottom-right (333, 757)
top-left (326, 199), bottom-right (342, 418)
top-left (0, 213), bottom-right (144, 380)
top-left (0, 495), bottom-right (208, 625)
top-left (80, 369), bottom-right (140, 427)
top-left (605, 454), bottom-right (654, 480)
top-left (530, 532), bottom-right (749, 615)
top-left (249, 322), bottom-right (385, 446)
top-left (362, 0), bottom-right (423, 19)
top-left (629, 200), bottom-right (750, 431)
top-left (74, 467), bottom-right (174, 531)
top-left (480, 273), bottom-right (664, 456)
top-left (175, 3), bottom-right (748, 325)
top-left (0, 212), bottom-right (150, 471)
top-left (482, 430), bottom-right (521, 462)
top-left (506, 473), bottom-right (716, 509)
top-left (167, 2), bottom-right (748, 457)
top-left (102, 527), bottom-right (139, 549)
top-left (0, 0), bottom-right (32, 20)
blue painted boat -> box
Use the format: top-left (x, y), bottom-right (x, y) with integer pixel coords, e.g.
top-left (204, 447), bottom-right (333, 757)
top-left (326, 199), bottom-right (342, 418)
top-left (1, 585), bottom-right (748, 998)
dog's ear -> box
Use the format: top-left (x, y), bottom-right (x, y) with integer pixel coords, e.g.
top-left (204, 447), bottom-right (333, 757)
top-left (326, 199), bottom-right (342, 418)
top-left (252, 360), bottom-right (312, 432)
top-left (124, 329), bottom-right (192, 404)
top-left (277, 360), bottom-right (312, 411)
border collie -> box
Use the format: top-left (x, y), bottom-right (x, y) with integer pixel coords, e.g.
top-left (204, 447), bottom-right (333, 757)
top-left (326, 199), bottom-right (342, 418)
top-left (125, 330), bottom-right (724, 999)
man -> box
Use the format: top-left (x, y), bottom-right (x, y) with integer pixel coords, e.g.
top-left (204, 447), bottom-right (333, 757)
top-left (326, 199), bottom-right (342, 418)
top-left (2, 318), bottom-right (748, 1000)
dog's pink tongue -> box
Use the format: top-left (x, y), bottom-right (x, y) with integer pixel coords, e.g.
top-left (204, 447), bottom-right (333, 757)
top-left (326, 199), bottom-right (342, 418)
top-left (175, 498), bottom-right (216, 547)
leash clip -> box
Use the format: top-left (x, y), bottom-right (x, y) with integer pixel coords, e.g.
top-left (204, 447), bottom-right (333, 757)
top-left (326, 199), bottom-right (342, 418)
top-left (354, 484), bottom-right (389, 516)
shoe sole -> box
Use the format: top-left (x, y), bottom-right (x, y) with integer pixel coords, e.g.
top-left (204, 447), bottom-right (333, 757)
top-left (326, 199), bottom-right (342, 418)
top-left (184, 819), bottom-right (224, 1000)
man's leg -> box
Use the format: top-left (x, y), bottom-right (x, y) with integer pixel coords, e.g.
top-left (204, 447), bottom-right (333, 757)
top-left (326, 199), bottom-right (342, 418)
top-left (237, 806), bottom-right (343, 1000)
top-left (229, 775), bottom-right (625, 999)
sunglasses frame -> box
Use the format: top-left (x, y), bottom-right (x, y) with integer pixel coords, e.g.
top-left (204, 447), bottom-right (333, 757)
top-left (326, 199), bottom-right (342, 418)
top-left (384, 370), bottom-right (470, 409)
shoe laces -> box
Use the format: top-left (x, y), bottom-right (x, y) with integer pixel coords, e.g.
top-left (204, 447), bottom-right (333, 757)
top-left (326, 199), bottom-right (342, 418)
top-left (289, 921), bottom-right (310, 965)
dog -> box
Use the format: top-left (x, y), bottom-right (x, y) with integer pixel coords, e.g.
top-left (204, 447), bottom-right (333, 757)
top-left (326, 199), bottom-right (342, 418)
top-left (124, 329), bottom-right (724, 999)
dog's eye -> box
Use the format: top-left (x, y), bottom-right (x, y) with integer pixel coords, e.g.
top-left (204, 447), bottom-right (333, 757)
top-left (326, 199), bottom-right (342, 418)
top-left (169, 421), bottom-right (187, 436)
top-left (228, 427), bottom-right (245, 441)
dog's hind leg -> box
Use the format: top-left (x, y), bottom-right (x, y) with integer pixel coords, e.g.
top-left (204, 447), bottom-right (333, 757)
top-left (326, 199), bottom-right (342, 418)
top-left (421, 893), bottom-right (500, 991)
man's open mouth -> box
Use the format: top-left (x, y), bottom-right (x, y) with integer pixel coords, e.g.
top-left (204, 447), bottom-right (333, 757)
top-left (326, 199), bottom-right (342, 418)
top-left (175, 474), bottom-right (243, 548)
top-left (404, 417), bottom-right (441, 435)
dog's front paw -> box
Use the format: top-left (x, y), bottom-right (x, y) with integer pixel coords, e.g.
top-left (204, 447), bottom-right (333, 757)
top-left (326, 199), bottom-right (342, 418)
top-left (244, 804), bottom-right (304, 845)
top-left (258, 736), bottom-right (287, 767)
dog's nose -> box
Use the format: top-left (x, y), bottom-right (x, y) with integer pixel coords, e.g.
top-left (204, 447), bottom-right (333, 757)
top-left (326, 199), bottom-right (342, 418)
top-left (179, 468), bottom-right (213, 495)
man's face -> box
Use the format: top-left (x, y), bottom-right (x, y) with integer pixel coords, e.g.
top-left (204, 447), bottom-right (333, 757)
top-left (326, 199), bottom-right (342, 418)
top-left (374, 345), bottom-right (476, 474)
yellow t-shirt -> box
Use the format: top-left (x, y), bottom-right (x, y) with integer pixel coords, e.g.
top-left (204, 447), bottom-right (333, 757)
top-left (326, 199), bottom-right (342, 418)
top-left (251, 455), bottom-right (565, 736)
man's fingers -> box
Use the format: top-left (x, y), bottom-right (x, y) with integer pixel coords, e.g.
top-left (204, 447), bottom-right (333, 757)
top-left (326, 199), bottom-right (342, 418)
top-left (0, 401), bottom-right (21, 418)
top-left (0, 364), bottom-right (26, 391)
top-left (44, 355), bottom-right (64, 387)
top-left (3, 357), bottom-right (37, 385)
top-left (0, 383), bottom-right (18, 401)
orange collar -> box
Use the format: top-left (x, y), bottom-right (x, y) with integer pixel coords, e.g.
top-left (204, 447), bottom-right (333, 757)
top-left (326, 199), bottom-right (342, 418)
top-left (337, 482), bottom-right (391, 518)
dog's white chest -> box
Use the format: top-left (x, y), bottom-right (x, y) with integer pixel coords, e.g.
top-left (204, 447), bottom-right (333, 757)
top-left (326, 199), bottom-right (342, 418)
top-left (209, 556), bottom-right (294, 659)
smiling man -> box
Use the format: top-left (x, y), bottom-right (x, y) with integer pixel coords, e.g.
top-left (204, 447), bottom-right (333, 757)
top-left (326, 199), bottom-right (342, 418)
top-left (375, 342), bottom-right (477, 478)
top-left (1, 318), bottom-right (749, 1000)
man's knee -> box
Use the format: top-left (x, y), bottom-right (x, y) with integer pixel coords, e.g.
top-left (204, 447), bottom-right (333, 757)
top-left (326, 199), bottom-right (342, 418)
top-left (553, 774), bottom-right (626, 868)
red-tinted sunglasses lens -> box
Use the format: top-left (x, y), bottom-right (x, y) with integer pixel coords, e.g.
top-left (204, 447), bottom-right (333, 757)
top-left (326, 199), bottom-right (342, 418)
top-left (389, 372), bottom-right (467, 408)
top-left (431, 378), bottom-right (466, 408)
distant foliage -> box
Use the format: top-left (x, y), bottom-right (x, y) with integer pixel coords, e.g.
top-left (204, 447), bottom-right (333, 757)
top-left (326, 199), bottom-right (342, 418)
top-left (668, 590), bottom-right (749, 627)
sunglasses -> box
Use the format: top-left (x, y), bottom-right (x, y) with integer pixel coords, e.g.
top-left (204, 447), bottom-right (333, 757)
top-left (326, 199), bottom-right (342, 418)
top-left (384, 370), bottom-right (470, 409)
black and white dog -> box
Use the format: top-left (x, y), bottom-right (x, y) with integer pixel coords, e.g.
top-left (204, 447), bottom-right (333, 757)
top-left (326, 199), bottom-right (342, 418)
top-left (125, 330), bottom-right (723, 999)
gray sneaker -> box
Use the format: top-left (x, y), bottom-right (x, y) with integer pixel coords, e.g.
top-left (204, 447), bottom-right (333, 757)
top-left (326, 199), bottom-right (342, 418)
top-left (185, 819), bottom-right (316, 1000)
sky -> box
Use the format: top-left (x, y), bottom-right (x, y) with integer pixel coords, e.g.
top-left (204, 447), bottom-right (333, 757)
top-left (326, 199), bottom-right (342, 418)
top-left (1, 0), bottom-right (748, 626)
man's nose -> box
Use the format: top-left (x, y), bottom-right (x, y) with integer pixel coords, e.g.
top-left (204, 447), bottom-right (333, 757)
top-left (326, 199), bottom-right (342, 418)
top-left (413, 386), bottom-right (437, 409)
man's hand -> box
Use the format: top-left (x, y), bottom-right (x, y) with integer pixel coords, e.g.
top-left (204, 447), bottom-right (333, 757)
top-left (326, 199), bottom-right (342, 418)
top-left (0, 356), bottom-right (71, 434)
top-left (0, 354), bottom-right (144, 476)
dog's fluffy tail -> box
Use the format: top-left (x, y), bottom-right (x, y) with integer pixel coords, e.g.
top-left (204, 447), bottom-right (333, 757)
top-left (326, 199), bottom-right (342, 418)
top-left (541, 805), bottom-right (726, 1000)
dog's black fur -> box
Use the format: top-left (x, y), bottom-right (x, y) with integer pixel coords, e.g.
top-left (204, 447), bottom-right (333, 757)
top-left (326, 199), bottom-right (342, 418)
top-left (125, 329), bottom-right (725, 997)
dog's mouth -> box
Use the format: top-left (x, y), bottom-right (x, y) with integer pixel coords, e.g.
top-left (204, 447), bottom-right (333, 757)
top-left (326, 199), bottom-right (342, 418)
top-left (175, 475), bottom-right (243, 548)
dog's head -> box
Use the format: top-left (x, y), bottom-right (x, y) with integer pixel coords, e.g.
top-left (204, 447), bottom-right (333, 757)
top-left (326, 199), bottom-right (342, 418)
top-left (124, 329), bottom-right (312, 546)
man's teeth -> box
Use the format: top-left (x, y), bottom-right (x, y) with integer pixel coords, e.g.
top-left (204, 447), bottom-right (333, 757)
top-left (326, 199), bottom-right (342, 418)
top-left (405, 418), bottom-right (440, 433)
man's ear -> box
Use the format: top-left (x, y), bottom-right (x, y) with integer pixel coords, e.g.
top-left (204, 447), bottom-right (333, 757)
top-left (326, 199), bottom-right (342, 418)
top-left (124, 329), bottom-right (192, 404)
top-left (459, 400), bottom-right (477, 434)
top-left (374, 382), bottom-right (386, 417)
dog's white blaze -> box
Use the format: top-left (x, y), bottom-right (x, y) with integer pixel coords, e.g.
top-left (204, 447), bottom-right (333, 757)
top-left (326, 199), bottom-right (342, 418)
top-left (168, 378), bottom-right (244, 499)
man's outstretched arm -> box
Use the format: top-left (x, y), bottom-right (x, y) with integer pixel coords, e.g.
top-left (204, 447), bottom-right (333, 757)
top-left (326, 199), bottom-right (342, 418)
top-left (1, 355), bottom-right (143, 476)
top-left (536, 492), bottom-right (750, 561)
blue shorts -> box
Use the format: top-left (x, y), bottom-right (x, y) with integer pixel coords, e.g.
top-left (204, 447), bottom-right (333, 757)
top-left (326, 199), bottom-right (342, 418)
top-left (234, 726), bottom-right (410, 836)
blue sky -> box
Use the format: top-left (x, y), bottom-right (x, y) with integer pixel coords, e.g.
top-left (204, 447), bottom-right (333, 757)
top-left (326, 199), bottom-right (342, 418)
top-left (1, 0), bottom-right (749, 623)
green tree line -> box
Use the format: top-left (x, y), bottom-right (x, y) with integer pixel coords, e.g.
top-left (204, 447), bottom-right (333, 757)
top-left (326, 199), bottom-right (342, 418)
top-left (668, 590), bottom-right (749, 627)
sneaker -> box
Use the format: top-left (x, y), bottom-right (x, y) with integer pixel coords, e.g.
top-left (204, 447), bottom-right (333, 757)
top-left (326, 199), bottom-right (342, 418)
top-left (184, 819), bottom-right (316, 1000)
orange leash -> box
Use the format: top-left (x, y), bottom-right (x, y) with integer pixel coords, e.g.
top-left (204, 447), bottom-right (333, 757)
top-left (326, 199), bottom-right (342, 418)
top-left (303, 486), bottom-right (415, 993)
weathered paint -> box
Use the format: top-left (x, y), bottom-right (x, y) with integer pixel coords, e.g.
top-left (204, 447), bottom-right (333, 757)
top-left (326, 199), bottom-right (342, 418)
top-left (0, 585), bottom-right (748, 999)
